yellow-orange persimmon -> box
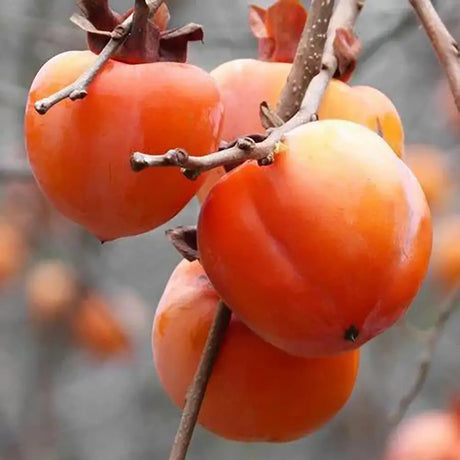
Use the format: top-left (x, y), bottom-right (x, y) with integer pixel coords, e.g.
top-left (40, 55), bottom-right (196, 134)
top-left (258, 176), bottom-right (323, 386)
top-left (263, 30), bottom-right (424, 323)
top-left (405, 144), bottom-right (452, 211)
top-left (431, 215), bottom-right (460, 290)
top-left (384, 406), bottom-right (460, 460)
top-left (199, 77), bottom-right (404, 203)
top-left (199, 120), bottom-right (431, 357)
top-left (26, 260), bottom-right (78, 323)
top-left (153, 260), bottom-right (359, 442)
top-left (72, 292), bottom-right (130, 358)
top-left (25, 52), bottom-right (223, 241)
top-left (0, 222), bottom-right (27, 286)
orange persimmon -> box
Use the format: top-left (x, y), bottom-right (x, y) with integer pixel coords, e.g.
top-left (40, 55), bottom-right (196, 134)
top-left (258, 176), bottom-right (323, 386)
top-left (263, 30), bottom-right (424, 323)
top-left (199, 1), bottom-right (403, 202)
top-left (384, 407), bottom-right (460, 460)
top-left (0, 222), bottom-right (27, 287)
top-left (405, 144), bottom-right (452, 211)
top-left (431, 215), bottom-right (460, 290)
top-left (198, 120), bottom-right (431, 357)
top-left (153, 259), bottom-right (359, 442)
top-left (25, 4), bottom-right (223, 241)
top-left (72, 292), bottom-right (130, 359)
top-left (26, 260), bottom-right (78, 323)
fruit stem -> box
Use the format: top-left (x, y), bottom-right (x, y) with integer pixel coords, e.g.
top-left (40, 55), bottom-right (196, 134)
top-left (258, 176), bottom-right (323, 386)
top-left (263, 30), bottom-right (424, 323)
top-left (34, 0), bottom-right (166, 115)
top-left (168, 301), bottom-right (232, 460)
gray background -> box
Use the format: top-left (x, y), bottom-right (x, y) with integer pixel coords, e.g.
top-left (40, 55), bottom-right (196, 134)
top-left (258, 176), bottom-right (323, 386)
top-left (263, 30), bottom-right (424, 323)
top-left (0, 1), bottom-right (459, 459)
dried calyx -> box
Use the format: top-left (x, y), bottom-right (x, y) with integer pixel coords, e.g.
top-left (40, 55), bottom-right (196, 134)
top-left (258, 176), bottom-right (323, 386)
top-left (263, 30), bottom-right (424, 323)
top-left (249, 0), bottom-right (307, 63)
top-left (73, 0), bottom-right (203, 64)
top-left (333, 27), bottom-right (361, 82)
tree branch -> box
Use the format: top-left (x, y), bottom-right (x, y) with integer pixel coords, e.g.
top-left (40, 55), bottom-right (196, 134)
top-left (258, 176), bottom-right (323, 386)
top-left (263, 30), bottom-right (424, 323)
top-left (390, 288), bottom-right (460, 426)
top-left (131, 0), bottom-right (365, 176)
top-left (276, 0), bottom-right (336, 122)
top-left (410, 0), bottom-right (460, 112)
top-left (168, 301), bottom-right (232, 460)
top-left (34, 0), bottom-right (165, 115)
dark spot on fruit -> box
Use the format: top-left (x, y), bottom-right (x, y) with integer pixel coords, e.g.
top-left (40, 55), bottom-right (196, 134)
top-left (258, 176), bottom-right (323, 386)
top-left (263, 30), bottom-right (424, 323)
top-left (344, 324), bottom-right (359, 343)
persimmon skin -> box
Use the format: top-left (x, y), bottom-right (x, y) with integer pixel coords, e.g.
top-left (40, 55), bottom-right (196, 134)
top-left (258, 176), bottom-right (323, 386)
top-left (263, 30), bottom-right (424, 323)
top-left (0, 222), bottom-right (27, 286)
top-left (72, 292), bottom-right (130, 359)
top-left (153, 259), bottom-right (359, 442)
top-left (25, 51), bottom-right (223, 241)
top-left (405, 145), bottom-right (452, 212)
top-left (199, 66), bottom-right (404, 204)
top-left (319, 81), bottom-right (405, 159)
top-left (198, 120), bottom-right (432, 357)
top-left (384, 411), bottom-right (460, 460)
top-left (431, 215), bottom-right (460, 290)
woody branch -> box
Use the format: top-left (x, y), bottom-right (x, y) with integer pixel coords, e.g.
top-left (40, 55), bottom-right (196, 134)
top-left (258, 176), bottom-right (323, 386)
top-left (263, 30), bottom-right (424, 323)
top-left (130, 0), bottom-right (364, 176)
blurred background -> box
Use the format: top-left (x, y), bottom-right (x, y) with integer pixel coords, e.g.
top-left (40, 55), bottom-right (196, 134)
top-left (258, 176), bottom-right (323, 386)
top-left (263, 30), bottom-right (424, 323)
top-left (1, 1), bottom-right (460, 459)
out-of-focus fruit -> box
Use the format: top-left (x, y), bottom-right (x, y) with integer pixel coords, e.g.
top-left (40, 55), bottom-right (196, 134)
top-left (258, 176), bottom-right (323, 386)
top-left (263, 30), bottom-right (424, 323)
top-left (26, 260), bottom-right (78, 323)
top-left (72, 292), bottom-right (131, 359)
top-left (0, 222), bottom-right (27, 287)
top-left (405, 145), bottom-right (452, 211)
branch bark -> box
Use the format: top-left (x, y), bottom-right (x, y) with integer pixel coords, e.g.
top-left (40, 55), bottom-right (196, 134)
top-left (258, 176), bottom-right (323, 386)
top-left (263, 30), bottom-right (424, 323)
top-left (410, 0), bottom-right (460, 112)
top-left (131, 0), bottom-right (365, 176)
top-left (34, 0), bottom-right (165, 114)
top-left (390, 288), bottom-right (460, 426)
top-left (168, 301), bottom-right (232, 460)
top-left (276, 0), bottom-right (336, 122)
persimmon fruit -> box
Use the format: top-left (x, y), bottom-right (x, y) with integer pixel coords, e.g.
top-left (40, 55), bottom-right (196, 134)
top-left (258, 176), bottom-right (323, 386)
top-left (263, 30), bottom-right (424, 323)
top-left (153, 260), bottom-right (359, 442)
top-left (405, 144), bottom-right (452, 212)
top-left (25, 3), bottom-right (223, 241)
top-left (384, 408), bottom-right (460, 460)
top-left (198, 120), bottom-right (432, 356)
top-left (26, 260), bottom-right (78, 323)
top-left (431, 215), bottom-right (460, 290)
top-left (0, 222), bottom-right (27, 287)
top-left (72, 292), bottom-right (130, 358)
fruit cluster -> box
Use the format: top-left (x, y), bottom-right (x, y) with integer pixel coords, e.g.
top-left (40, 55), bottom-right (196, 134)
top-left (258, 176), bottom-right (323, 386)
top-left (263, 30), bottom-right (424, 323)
top-left (21, 0), bottom-right (460, 452)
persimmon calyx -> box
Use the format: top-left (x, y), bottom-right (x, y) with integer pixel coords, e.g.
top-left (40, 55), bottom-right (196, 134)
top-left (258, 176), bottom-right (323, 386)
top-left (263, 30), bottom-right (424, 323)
top-left (166, 226), bottom-right (199, 262)
top-left (74, 0), bottom-right (203, 64)
top-left (249, 0), bottom-right (307, 63)
top-left (333, 28), bottom-right (361, 82)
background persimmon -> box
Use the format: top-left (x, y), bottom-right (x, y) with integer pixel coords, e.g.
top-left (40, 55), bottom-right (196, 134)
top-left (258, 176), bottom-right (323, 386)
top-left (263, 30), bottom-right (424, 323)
top-left (199, 120), bottom-right (432, 356)
top-left (405, 144), bottom-right (452, 212)
top-left (0, 222), bottom-right (27, 287)
top-left (384, 408), bottom-right (460, 460)
top-left (25, 52), bottom-right (223, 241)
top-left (26, 260), bottom-right (78, 324)
top-left (72, 292), bottom-right (131, 359)
top-left (431, 215), bottom-right (460, 290)
top-left (153, 259), bottom-right (359, 442)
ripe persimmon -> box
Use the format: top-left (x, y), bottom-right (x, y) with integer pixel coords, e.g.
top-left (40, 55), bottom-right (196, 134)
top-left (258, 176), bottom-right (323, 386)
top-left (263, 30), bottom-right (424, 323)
top-left (431, 215), bottom-right (460, 290)
top-left (153, 260), bottom-right (359, 442)
top-left (0, 222), bottom-right (27, 287)
top-left (26, 260), bottom-right (79, 323)
top-left (25, 4), bottom-right (223, 241)
top-left (199, 2), bottom-right (403, 202)
top-left (405, 144), bottom-right (452, 212)
top-left (72, 292), bottom-right (130, 359)
top-left (384, 408), bottom-right (460, 460)
top-left (199, 120), bottom-right (432, 356)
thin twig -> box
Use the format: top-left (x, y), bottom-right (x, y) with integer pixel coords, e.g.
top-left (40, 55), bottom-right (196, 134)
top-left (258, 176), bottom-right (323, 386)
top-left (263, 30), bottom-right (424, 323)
top-left (34, 0), bottom-right (165, 114)
top-left (131, 0), bottom-right (365, 175)
top-left (276, 0), bottom-right (336, 122)
top-left (390, 288), bottom-right (460, 426)
top-left (169, 301), bottom-right (232, 460)
top-left (410, 0), bottom-right (460, 112)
